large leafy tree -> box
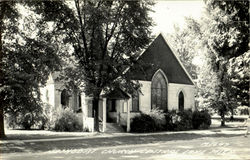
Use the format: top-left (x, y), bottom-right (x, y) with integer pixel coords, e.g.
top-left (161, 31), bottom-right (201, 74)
top-left (0, 2), bottom-right (60, 138)
top-left (168, 18), bottom-right (202, 80)
top-left (168, 17), bottom-right (216, 110)
top-left (169, 0), bottom-right (249, 126)
top-left (42, 0), bottom-right (154, 131)
top-left (203, 0), bottom-right (249, 125)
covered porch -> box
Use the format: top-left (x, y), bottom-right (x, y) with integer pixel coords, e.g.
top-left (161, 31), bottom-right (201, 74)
top-left (81, 88), bottom-right (132, 132)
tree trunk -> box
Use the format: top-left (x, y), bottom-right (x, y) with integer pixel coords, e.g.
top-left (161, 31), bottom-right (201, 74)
top-left (0, 107), bottom-right (6, 139)
top-left (0, 4), bottom-right (6, 139)
top-left (92, 97), bottom-right (100, 132)
top-left (217, 60), bottom-right (227, 127)
top-left (230, 108), bottom-right (234, 120)
top-left (221, 113), bottom-right (225, 127)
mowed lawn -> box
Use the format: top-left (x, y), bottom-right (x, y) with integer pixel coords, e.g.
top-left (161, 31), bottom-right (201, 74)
top-left (2, 117), bottom-right (247, 140)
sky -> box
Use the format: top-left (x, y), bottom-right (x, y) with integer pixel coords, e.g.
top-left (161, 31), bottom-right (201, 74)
top-left (150, 0), bottom-right (205, 35)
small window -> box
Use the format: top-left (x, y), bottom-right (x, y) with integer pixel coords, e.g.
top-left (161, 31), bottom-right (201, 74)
top-left (79, 95), bottom-right (81, 108)
top-left (178, 91), bottom-right (184, 111)
top-left (77, 95), bottom-right (82, 113)
top-left (61, 89), bottom-right (69, 108)
top-left (132, 91), bottom-right (139, 112)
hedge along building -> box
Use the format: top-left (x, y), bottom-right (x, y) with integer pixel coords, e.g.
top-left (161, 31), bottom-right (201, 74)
top-left (40, 33), bottom-right (196, 132)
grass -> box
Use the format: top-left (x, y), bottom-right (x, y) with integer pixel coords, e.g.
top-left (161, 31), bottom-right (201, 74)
top-left (1, 118), bottom-right (246, 141)
top-left (1, 128), bottom-right (96, 140)
top-left (1, 120), bottom-right (247, 154)
top-left (212, 117), bottom-right (246, 122)
top-left (1, 128), bottom-right (246, 154)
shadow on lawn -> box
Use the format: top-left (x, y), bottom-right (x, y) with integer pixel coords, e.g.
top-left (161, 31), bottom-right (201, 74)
top-left (1, 131), bottom-right (243, 154)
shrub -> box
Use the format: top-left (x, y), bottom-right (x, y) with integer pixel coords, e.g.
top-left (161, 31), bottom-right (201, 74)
top-left (52, 107), bottom-right (82, 132)
top-left (192, 110), bottom-right (211, 129)
top-left (145, 108), bottom-right (166, 130)
top-left (164, 109), bottom-right (193, 131)
top-left (130, 113), bottom-right (157, 133)
top-left (238, 106), bottom-right (249, 115)
top-left (6, 105), bottom-right (47, 130)
top-left (174, 109), bottom-right (193, 131)
top-left (130, 108), bottom-right (167, 132)
top-left (131, 108), bottom-right (212, 132)
top-left (164, 110), bottom-right (177, 131)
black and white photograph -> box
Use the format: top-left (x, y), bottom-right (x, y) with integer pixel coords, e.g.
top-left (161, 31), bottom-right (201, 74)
top-left (0, 0), bottom-right (249, 159)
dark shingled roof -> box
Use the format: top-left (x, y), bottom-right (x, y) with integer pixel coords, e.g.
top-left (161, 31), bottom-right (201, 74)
top-left (104, 88), bottom-right (130, 99)
top-left (127, 34), bottom-right (194, 85)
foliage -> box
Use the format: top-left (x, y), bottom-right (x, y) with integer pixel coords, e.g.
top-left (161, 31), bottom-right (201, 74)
top-left (145, 108), bottom-right (166, 130)
top-left (201, 0), bottom-right (249, 125)
top-left (130, 113), bottom-right (157, 133)
top-left (228, 51), bottom-right (250, 107)
top-left (40, 103), bottom-right (54, 130)
top-left (165, 109), bottom-right (211, 131)
top-left (0, 2), bottom-right (61, 138)
top-left (131, 109), bottom-right (212, 132)
top-left (169, 0), bottom-right (249, 126)
top-left (51, 107), bottom-right (82, 132)
top-left (237, 106), bottom-right (249, 116)
top-left (192, 110), bottom-right (211, 129)
top-left (6, 103), bottom-right (47, 130)
top-left (205, 0), bottom-right (249, 59)
top-left (42, 0), bottom-right (154, 131)
top-left (168, 19), bottom-right (201, 80)
top-left (131, 108), bottom-right (166, 132)
top-left (174, 109), bottom-right (193, 131)
top-left (164, 110), bottom-right (177, 131)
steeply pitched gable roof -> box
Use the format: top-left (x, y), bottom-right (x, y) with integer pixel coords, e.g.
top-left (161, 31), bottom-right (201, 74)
top-left (128, 33), bottom-right (194, 85)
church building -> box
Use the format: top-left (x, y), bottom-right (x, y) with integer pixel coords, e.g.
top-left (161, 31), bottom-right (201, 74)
top-left (40, 33), bottom-right (196, 132)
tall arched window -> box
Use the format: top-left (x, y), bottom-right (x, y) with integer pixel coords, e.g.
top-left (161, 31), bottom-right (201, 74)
top-left (178, 91), bottom-right (184, 111)
top-left (61, 89), bottom-right (69, 108)
top-left (132, 91), bottom-right (139, 112)
top-left (151, 70), bottom-right (167, 111)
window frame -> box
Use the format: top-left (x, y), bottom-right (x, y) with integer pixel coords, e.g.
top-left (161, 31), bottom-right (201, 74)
top-left (132, 91), bottom-right (140, 112)
top-left (151, 70), bottom-right (168, 111)
top-left (178, 91), bottom-right (184, 111)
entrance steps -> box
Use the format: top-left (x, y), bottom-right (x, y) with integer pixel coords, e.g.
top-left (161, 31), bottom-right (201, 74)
top-left (99, 122), bottom-right (125, 133)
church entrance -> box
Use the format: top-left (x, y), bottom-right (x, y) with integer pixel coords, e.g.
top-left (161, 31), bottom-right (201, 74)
top-left (107, 99), bottom-right (117, 122)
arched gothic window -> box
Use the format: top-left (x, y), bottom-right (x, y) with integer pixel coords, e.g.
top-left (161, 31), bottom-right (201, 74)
top-left (178, 91), bottom-right (184, 111)
top-left (61, 89), bottom-right (69, 108)
top-left (132, 91), bottom-right (139, 112)
top-left (76, 95), bottom-right (82, 112)
top-left (151, 71), bottom-right (167, 111)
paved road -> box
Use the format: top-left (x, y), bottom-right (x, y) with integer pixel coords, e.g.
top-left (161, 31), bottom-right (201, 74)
top-left (2, 135), bottom-right (249, 160)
